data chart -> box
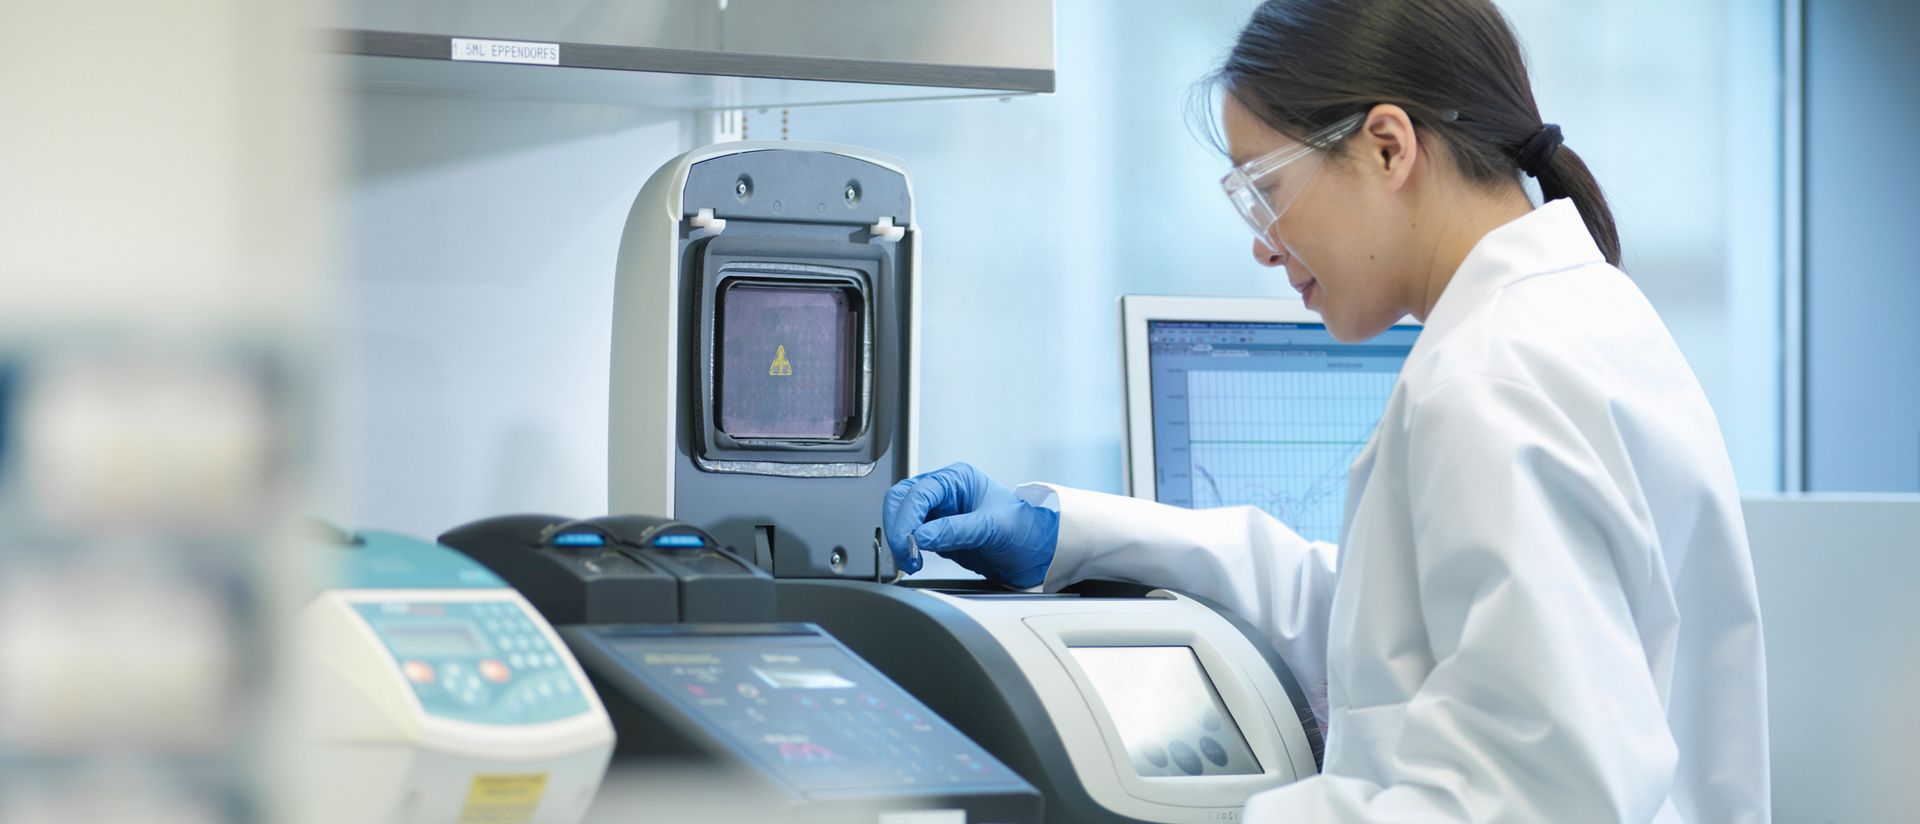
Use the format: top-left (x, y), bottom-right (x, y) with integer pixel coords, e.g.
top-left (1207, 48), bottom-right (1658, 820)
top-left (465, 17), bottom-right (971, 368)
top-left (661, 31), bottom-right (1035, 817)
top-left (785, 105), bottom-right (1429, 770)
top-left (1184, 369), bottom-right (1398, 543)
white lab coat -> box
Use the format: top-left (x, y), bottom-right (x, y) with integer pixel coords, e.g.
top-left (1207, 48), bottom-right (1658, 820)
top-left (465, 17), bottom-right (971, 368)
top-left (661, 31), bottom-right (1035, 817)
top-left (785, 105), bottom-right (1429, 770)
top-left (1036, 200), bottom-right (1770, 822)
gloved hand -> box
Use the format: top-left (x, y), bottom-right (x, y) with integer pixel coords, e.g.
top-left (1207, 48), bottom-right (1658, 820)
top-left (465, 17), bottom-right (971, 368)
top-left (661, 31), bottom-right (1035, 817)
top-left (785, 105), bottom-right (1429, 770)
top-left (882, 462), bottom-right (1060, 588)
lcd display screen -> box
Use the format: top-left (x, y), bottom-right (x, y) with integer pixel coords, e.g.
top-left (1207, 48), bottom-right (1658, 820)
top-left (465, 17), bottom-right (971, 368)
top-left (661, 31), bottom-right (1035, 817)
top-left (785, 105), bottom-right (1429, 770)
top-left (385, 623), bottom-right (487, 657)
top-left (1070, 646), bottom-right (1262, 777)
top-left (751, 665), bottom-right (858, 690)
top-left (717, 282), bottom-right (861, 439)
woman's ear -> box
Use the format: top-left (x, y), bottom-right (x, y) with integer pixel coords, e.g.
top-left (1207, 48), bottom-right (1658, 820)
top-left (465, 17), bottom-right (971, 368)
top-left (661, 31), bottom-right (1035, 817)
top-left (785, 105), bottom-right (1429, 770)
top-left (1355, 104), bottom-right (1420, 191)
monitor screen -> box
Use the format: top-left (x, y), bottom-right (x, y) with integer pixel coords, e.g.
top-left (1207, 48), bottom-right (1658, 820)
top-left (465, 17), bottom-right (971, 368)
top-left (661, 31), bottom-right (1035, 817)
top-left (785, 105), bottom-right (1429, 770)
top-left (717, 282), bottom-right (860, 439)
top-left (1070, 645), bottom-right (1261, 777)
top-left (1147, 320), bottom-right (1417, 543)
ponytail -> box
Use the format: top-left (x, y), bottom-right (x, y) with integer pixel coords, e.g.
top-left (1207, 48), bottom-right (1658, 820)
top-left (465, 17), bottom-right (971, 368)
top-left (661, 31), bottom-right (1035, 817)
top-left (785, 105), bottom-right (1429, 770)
top-left (1204, 0), bottom-right (1625, 268)
top-left (1515, 123), bottom-right (1622, 267)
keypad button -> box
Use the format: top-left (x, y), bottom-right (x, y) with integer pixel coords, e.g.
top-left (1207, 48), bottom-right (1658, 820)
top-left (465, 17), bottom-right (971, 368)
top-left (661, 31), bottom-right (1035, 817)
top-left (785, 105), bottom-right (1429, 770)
top-left (1168, 741), bottom-right (1204, 775)
top-left (1198, 735), bottom-right (1229, 767)
top-left (1141, 742), bottom-right (1169, 769)
top-left (402, 660), bottom-right (435, 685)
top-left (479, 659), bottom-right (511, 684)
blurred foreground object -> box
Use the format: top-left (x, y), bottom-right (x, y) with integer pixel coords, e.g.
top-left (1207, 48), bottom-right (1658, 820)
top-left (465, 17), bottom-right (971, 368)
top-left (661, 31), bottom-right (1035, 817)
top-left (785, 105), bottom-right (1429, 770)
top-left (285, 528), bottom-right (613, 824)
top-left (0, 0), bottom-right (333, 819)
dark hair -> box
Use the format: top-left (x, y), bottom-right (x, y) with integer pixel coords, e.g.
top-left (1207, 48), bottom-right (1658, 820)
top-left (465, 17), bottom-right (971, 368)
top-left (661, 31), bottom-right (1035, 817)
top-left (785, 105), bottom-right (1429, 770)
top-left (1201, 0), bottom-right (1622, 267)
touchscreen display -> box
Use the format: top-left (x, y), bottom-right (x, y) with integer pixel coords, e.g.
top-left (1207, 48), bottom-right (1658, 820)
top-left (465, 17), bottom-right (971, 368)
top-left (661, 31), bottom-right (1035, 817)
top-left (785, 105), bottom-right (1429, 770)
top-left (717, 282), bottom-right (859, 439)
top-left (1070, 646), bottom-right (1261, 777)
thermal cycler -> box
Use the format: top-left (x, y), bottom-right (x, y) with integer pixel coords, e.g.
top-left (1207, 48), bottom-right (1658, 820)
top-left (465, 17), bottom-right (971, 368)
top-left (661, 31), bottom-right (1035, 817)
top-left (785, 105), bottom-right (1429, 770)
top-left (440, 514), bottom-right (1043, 824)
top-left (589, 140), bottom-right (1326, 822)
top-left (290, 526), bottom-right (612, 824)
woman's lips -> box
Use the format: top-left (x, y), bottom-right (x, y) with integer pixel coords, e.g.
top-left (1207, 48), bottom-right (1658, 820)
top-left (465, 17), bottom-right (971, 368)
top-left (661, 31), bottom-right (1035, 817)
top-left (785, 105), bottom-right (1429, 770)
top-left (1296, 278), bottom-right (1317, 309)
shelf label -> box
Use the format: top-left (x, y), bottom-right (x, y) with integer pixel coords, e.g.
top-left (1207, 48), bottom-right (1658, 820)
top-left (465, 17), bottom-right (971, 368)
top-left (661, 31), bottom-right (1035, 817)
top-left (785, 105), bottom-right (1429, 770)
top-left (451, 38), bottom-right (560, 66)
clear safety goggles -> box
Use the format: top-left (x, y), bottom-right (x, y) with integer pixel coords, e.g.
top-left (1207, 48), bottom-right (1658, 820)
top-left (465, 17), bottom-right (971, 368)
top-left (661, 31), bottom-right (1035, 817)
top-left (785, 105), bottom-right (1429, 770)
top-left (1220, 113), bottom-right (1365, 255)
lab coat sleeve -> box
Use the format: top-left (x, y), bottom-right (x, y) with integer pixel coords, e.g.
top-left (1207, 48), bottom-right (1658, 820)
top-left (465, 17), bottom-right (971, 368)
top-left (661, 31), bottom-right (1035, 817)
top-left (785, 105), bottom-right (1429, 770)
top-left (1025, 483), bottom-right (1339, 726)
top-left (1243, 374), bottom-right (1678, 822)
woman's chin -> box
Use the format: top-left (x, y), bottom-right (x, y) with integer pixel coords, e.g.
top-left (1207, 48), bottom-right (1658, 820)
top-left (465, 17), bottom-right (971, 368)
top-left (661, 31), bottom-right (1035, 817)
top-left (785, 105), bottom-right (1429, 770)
top-left (1320, 309), bottom-right (1387, 344)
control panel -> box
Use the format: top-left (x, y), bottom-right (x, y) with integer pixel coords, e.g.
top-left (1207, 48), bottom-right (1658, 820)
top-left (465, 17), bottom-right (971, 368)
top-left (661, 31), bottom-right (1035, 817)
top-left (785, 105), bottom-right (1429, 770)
top-left (352, 598), bottom-right (591, 725)
top-left (564, 624), bottom-right (1032, 797)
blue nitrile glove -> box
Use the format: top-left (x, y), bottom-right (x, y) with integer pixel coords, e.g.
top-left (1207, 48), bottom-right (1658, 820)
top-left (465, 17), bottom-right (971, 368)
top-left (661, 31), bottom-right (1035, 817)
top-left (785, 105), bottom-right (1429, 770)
top-left (882, 462), bottom-right (1060, 588)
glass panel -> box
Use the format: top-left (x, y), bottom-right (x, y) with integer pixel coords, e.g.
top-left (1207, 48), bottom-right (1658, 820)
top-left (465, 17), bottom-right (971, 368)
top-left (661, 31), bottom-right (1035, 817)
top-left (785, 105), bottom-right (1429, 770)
top-left (717, 283), bottom-right (859, 440)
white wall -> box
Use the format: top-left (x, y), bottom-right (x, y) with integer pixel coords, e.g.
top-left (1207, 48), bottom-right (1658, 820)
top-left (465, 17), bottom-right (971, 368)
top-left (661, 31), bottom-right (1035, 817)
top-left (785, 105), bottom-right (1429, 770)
top-left (1745, 496), bottom-right (1920, 820)
top-left (323, 92), bottom-right (691, 536)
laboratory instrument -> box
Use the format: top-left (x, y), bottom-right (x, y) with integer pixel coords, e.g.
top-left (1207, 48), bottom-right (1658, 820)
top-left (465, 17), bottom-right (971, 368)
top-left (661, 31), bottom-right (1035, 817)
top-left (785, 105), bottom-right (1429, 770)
top-left (609, 140), bottom-right (919, 580)
top-left (291, 526), bottom-right (613, 824)
top-left (439, 513), bottom-right (1044, 823)
top-left (782, 579), bottom-right (1322, 824)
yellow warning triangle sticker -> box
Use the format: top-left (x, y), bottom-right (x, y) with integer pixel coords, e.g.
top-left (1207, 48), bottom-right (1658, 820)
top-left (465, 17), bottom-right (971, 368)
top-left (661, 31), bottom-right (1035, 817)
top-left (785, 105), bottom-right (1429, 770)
top-left (769, 344), bottom-right (793, 376)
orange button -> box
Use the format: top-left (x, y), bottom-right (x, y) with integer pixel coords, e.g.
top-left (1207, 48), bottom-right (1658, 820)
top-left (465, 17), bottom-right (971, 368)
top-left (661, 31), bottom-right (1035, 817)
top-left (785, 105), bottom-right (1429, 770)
top-left (479, 659), bottom-right (512, 684)
top-left (402, 660), bottom-right (435, 685)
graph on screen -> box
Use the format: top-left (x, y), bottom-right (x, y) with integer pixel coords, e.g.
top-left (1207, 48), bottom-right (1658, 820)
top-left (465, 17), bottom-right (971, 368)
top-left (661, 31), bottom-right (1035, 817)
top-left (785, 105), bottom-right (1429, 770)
top-left (1185, 369), bottom-right (1398, 543)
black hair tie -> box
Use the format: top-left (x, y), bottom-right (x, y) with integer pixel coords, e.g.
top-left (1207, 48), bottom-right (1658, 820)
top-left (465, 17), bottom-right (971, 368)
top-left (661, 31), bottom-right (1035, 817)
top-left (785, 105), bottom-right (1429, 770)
top-left (1515, 123), bottom-right (1563, 178)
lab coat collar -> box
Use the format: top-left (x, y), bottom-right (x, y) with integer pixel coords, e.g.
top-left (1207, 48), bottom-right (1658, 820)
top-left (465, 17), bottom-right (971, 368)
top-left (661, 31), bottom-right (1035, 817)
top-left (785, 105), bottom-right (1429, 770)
top-left (1414, 198), bottom-right (1604, 346)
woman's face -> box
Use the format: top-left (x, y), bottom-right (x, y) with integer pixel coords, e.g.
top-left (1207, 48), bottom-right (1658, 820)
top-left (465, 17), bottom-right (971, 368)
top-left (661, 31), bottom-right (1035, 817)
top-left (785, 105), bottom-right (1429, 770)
top-left (1221, 98), bottom-right (1412, 343)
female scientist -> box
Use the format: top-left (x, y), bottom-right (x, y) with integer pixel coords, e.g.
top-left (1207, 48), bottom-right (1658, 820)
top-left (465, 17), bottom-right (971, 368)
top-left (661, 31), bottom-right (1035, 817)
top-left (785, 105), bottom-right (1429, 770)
top-left (881, 0), bottom-right (1769, 821)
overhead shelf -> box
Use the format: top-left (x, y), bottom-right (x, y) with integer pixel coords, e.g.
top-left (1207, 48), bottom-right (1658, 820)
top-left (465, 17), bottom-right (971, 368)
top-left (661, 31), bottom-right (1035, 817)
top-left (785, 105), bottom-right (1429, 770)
top-left (333, 29), bottom-right (1054, 110)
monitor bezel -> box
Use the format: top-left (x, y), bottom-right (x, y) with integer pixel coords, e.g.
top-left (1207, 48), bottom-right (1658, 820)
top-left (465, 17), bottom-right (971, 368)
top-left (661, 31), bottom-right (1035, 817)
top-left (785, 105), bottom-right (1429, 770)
top-left (1118, 294), bottom-right (1420, 503)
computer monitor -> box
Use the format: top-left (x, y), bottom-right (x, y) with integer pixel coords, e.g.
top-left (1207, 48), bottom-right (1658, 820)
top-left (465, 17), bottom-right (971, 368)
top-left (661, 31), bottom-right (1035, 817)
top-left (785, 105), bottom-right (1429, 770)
top-left (1121, 296), bottom-right (1419, 544)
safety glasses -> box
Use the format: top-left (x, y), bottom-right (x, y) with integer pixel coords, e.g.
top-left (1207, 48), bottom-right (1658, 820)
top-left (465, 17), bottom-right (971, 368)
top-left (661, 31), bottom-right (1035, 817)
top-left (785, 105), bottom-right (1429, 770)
top-left (1220, 113), bottom-right (1365, 255)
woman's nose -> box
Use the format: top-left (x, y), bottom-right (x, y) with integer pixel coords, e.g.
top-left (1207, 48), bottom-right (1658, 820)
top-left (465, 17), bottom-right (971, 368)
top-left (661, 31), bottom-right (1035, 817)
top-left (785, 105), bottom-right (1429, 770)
top-left (1253, 238), bottom-right (1285, 268)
